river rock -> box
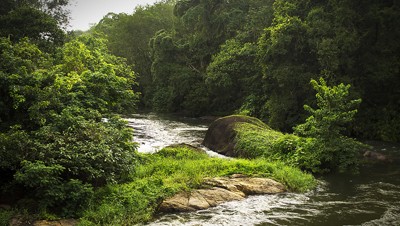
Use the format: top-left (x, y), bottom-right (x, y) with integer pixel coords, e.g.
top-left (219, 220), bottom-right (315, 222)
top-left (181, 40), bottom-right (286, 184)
top-left (202, 115), bottom-right (268, 157)
top-left (159, 192), bottom-right (195, 212)
top-left (363, 150), bottom-right (392, 162)
top-left (158, 175), bottom-right (285, 213)
top-left (205, 174), bottom-right (286, 195)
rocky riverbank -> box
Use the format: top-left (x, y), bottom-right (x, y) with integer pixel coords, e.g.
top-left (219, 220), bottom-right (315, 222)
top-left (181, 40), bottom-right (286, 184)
top-left (159, 174), bottom-right (286, 212)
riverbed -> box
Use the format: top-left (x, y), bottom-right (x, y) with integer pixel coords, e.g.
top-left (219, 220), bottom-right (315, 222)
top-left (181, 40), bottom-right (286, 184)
top-left (127, 113), bottom-right (400, 226)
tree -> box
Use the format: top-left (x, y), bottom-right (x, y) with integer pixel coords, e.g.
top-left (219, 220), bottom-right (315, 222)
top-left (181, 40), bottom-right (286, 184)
top-left (0, 35), bottom-right (139, 216)
top-left (148, 0), bottom-right (276, 115)
top-left (92, 1), bottom-right (176, 107)
top-left (351, 0), bottom-right (400, 141)
top-left (205, 0), bottom-right (274, 115)
top-left (206, 40), bottom-right (259, 113)
top-left (294, 78), bottom-right (363, 172)
top-left (256, 0), bottom-right (400, 141)
top-left (0, 0), bottom-right (69, 51)
top-left (149, 30), bottom-right (207, 114)
top-left (0, 0), bottom-right (70, 26)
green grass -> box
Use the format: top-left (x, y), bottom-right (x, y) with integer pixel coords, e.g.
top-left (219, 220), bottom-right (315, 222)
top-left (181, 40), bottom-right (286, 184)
top-left (79, 146), bottom-right (316, 225)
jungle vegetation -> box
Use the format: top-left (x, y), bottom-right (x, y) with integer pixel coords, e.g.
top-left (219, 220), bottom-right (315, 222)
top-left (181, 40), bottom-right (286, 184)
top-left (93, 0), bottom-right (399, 142)
top-left (0, 0), bottom-right (399, 224)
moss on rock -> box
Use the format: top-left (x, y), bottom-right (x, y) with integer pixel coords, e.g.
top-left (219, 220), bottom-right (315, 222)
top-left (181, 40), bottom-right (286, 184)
top-left (202, 115), bottom-right (283, 158)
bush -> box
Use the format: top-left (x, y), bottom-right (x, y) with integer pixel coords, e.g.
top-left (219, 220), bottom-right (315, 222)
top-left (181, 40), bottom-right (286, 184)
top-left (269, 134), bottom-right (321, 172)
top-left (294, 78), bottom-right (365, 172)
top-left (14, 161), bottom-right (93, 217)
top-left (233, 122), bottom-right (321, 172)
top-left (32, 108), bottom-right (138, 185)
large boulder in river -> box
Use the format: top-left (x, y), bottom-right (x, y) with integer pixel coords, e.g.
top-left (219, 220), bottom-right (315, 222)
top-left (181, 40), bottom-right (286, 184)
top-left (158, 174), bottom-right (286, 213)
top-left (202, 115), bottom-right (282, 157)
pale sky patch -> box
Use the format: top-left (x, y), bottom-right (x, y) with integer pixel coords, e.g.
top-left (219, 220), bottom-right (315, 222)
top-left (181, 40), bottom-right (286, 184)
top-left (67, 0), bottom-right (159, 31)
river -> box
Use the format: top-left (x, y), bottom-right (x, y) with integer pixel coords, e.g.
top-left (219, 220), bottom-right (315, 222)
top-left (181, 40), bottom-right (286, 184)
top-left (127, 113), bottom-right (400, 226)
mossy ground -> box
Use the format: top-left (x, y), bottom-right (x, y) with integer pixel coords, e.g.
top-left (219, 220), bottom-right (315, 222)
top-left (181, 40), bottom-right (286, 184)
top-left (234, 122), bottom-right (284, 158)
top-left (78, 146), bottom-right (316, 225)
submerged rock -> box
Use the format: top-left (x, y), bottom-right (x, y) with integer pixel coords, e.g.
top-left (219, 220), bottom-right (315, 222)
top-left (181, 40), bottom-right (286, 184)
top-left (158, 174), bottom-right (286, 213)
top-left (363, 150), bottom-right (392, 162)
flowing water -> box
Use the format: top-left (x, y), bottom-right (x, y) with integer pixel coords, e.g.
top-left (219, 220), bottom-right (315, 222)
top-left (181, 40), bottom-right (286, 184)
top-left (126, 113), bottom-right (209, 153)
top-left (127, 113), bottom-right (400, 226)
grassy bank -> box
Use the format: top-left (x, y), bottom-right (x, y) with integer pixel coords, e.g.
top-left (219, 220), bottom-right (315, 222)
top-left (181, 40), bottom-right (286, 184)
top-left (79, 146), bottom-right (316, 225)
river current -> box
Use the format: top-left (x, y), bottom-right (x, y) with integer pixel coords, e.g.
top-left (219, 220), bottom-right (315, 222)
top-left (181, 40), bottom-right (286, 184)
top-left (127, 113), bottom-right (400, 226)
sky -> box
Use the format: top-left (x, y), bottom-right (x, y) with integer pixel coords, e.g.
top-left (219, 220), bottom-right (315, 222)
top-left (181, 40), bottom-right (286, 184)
top-left (67, 0), bottom-right (159, 31)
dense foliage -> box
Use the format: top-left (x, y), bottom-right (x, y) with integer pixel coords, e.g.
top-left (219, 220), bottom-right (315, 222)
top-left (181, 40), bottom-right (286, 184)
top-left (0, 35), bottom-right (139, 217)
top-left (91, 0), bottom-right (176, 106)
top-left (100, 0), bottom-right (399, 141)
top-left (0, 0), bottom-right (69, 51)
top-left (232, 78), bottom-right (364, 173)
top-left (255, 0), bottom-right (400, 140)
top-left (1, 0), bottom-right (398, 223)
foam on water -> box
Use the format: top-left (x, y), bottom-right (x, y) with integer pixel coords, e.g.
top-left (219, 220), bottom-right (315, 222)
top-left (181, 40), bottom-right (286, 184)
top-left (126, 113), bottom-right (208, 153)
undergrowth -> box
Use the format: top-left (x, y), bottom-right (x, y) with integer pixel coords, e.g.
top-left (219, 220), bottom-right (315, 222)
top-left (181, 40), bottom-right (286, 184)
top-left (0, 209), bottom-right (13, 226)
top-left (233, 113), bottom-right (364, 173)
top-left (234, 123), bottom-right (321, 172)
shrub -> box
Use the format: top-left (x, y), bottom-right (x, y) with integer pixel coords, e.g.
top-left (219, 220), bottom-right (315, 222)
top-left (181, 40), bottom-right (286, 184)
top-left (32, 108), bottom-right (138, 185)
top-left (233, 123), bottom-right (322, 172)
top-left (14, 161), bottom-right (94, 217)
top-left (293, 78), bottom-right (364, 172)
top-left (269, 134), bottom-right (321, 172)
